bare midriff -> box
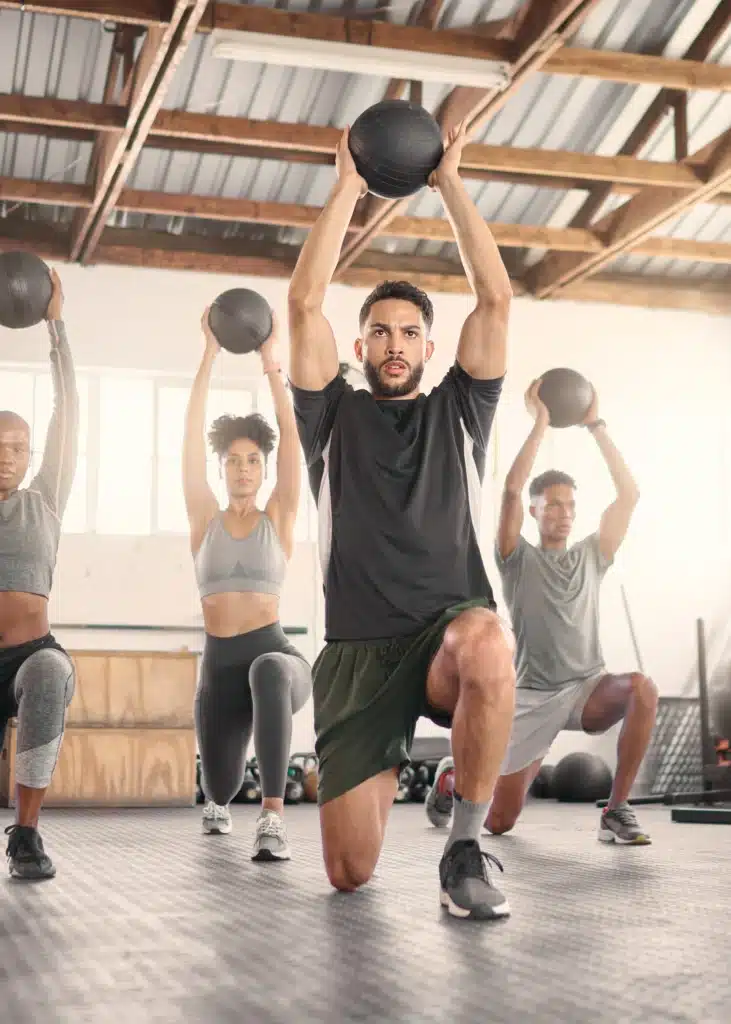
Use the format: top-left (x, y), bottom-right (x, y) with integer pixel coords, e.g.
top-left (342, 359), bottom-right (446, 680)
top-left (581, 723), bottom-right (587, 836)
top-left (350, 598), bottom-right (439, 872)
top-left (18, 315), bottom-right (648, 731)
top-left (0, 592), bottom-right (50, 648)
top-left (200, 591), bottom-right (280, 638)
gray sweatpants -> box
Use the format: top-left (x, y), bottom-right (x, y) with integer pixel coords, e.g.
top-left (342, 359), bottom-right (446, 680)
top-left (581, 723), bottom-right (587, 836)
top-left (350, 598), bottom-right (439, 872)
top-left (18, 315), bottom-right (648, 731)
top-left (0, 638), bottom-right (75, 789)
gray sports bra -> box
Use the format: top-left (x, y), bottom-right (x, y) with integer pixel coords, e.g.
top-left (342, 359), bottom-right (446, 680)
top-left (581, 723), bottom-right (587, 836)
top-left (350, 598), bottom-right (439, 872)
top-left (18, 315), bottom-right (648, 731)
top-left (194, 513), bottom-right (287, 599)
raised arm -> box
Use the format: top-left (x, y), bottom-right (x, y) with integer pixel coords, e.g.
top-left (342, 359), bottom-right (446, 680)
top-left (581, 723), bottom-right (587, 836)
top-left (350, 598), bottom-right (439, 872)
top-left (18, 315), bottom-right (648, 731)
top-left (583, 392), bottom-right (640, 562)
top-left (287, 129), bottom-right (367, 391)
top-left (431, 122), bottom-right (512, 381)
top-left (261, 315), bottom-right (300, 557)
top-left (31, 270), bottom-right (79, 519)
top-left (497, 381), bottom-right (549, 560)
top-left (182, 310), bottom-right (220, 552)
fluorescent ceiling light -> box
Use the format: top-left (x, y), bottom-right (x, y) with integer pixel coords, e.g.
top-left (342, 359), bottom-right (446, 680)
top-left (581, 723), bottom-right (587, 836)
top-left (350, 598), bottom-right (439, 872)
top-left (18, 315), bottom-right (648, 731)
top-left (210, 29), bottom-right (511, 90)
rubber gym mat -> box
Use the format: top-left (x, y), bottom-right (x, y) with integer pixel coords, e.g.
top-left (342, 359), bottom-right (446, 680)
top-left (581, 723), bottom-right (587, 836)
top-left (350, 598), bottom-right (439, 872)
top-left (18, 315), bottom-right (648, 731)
top-left (1, 802), bottom-right (726, 1024)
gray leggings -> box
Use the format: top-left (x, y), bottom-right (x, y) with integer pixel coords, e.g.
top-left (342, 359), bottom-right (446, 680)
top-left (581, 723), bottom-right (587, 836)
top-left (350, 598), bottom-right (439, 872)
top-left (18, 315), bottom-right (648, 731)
top-left (0, 636), bottom-right (75, 789)
top-left (194, 623), bottom-right (312, 806)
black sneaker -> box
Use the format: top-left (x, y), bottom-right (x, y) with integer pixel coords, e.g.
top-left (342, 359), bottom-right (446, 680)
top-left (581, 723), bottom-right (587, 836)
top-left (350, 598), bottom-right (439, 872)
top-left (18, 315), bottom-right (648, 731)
top-left (439, 839), bottom-right (510, 920)
top-left (5, 825), bottom-right (56, 880)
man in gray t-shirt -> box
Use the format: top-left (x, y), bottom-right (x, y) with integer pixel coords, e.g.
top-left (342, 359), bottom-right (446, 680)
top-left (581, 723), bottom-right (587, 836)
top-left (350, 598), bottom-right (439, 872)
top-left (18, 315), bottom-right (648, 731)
top-left (488, 380), bottom-right (657, 846)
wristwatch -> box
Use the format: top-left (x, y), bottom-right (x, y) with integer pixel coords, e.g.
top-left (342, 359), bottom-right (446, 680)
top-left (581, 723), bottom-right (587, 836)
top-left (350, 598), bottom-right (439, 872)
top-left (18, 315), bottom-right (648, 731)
top-left (585, 419), bottom-right (606, 432)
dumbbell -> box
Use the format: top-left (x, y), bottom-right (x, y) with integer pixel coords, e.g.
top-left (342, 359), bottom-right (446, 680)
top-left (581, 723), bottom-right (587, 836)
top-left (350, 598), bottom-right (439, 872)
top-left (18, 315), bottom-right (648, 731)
top-left (409, 763), bottom-right (430, 803)
top-left (285, 762), bottom-right (305, 804)
top-left (394, 765), bottom-right (415, 802)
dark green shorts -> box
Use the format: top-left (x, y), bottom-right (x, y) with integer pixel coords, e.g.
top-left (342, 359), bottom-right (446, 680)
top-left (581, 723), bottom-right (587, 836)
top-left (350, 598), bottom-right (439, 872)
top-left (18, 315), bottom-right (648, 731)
top-left (312, 599), bottom-right (493, 805)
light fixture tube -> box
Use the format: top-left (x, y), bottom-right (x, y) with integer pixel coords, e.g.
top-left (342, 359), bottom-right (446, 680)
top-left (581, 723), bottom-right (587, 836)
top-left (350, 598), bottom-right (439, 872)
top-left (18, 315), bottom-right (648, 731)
top-left (210, 30), bottom-right (511, 91)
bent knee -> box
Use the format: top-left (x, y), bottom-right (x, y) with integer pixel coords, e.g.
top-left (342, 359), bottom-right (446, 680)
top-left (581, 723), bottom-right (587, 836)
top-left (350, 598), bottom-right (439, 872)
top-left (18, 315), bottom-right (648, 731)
top-left (443, 611), bottom-right (515, 695)
top-left (325, 852), bottom-right (377, 892)
top-left (249, 652), bottom-right (291, 684)
top-left (18, 649), bottom-right (75, 704)
top-left (630, 672), bottom-right (658, 708)
top-left (484, 809), bottom-right (517, 836)
top-left (444, 609), bottom-right (514, 662)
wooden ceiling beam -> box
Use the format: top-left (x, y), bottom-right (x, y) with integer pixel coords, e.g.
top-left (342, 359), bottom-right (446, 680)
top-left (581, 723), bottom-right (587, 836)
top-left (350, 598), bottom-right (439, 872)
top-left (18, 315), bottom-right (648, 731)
top-left (560, 274), bottom-right (731, 317)
top-left (3, 1), bottom-right (731, 92)
top-left (0, 94), bottom-right (125, 132)
top-left (203, 3), bottom-right (731, 91)
top-left (561, 0), bottom-right (731, 232)
top-left (4, 94), bottom-right (730, 200)
top-left (380, 0), bottom-right (445, 104)
top-left (529, 126), bottom-right (731, 297)
top-left (5, 177), bottom-right (731, 266)
top-left (333, 0), bottom-right (601, 277)
top-left (0, 220), bottom-right (728, 315)
top-left (7, 112), bottom-right (730, 202)
top-left (0, 1), bottom-right (166, 26)
top-left (437, 0), bottom-right (597, 135)
top-left (0, 177), bottom-right (91, 207)
top-left (68, 0), bottom-right (210, 263)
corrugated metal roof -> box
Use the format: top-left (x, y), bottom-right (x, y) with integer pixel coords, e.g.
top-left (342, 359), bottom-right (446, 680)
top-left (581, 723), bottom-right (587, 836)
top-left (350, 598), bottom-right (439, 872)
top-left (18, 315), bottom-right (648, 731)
top-left (1, 0), bottom-right (730, 285)
top-left (607, 253), bottom-right (730, 281)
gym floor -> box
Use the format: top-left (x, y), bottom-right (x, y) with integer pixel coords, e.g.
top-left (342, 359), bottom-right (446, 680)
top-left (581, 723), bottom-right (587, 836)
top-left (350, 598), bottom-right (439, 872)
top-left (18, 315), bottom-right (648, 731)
top-left (1, 801), bottom-right (726, 1024)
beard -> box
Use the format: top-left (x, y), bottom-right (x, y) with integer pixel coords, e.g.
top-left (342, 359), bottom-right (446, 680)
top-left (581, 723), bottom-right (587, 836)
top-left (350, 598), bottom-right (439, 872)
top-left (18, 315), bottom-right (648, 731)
top-left (363, 357), bottom-right (425, 398)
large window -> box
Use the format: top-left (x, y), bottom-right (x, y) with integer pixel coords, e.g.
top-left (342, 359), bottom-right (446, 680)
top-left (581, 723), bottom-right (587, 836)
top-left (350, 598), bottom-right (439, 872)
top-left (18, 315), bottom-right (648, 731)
top-left (96, 377), bottom-right (154, 535)
top-left (0, 371), bottom-right (34, 424)
top-left (0, 366), bottom-right (319, 543)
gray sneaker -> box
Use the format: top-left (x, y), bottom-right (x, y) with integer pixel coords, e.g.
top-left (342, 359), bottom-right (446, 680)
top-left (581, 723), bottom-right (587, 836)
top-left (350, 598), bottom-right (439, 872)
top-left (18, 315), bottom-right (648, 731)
top-left (598, 803), bottom-right (651, 845)
top-left (425, 755), bottom-right (455, 828)
top-left (202, 800), bottom-right (232, 835)
top-left (252, 810), bottom-right (291, 862)
top-left (439, 839), bottom-right (510, 920)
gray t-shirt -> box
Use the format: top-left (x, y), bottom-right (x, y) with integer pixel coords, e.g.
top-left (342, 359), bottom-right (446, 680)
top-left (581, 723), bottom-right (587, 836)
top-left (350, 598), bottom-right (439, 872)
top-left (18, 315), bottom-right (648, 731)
top-left (495, 533), bottom-right (612, 691)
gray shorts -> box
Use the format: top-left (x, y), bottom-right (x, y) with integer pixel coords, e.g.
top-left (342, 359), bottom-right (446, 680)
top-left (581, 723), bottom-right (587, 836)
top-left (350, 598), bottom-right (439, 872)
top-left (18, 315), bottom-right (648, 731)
top-left (500, 674), bottom-right (605, 777)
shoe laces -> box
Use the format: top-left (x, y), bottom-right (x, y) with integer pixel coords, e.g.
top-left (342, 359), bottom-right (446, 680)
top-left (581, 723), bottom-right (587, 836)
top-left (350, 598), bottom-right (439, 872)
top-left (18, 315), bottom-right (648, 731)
top-left (257, 812), bottom-right (286, 839)
top-left (607, 803), bottom-right (639, 828)
top-left (448, 839), bottom-right (504, 885)
top-left (204, 801), bottom-right (229, 821)
top-left (4, 824), bottom-right (43, 859)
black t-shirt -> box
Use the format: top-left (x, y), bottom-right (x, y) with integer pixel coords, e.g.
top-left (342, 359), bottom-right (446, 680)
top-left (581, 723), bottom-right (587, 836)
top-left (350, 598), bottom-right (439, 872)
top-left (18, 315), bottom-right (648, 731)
top-left (290, 362), bottom-right (503, 641)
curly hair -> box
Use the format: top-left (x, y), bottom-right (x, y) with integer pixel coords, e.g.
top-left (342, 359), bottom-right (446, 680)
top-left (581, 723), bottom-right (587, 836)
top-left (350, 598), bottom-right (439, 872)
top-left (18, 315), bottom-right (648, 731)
top-left (358, 280), bottom-right (434, 334)
top-left (207, 413), bottom-right (277, 459)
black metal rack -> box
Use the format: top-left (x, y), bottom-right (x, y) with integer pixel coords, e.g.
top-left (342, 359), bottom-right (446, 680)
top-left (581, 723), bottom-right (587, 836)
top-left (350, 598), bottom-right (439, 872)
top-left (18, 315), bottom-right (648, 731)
top-left (597, 618), bottom-right (731, 823)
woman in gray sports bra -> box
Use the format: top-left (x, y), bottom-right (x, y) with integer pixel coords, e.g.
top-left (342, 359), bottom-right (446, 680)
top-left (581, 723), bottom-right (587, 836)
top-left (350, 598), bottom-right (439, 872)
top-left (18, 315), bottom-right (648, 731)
top-left (183, 307), bottom-right (312, 862)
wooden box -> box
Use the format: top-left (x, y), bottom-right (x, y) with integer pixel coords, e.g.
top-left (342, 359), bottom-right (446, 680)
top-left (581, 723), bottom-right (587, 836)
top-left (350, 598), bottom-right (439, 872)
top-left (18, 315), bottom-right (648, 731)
top-left (0, 650), bottom-right (198, 808)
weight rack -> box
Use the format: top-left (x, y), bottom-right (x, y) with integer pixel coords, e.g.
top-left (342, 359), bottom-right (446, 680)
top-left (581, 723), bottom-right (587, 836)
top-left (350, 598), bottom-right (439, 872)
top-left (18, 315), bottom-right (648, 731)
top-left (597, 618), bottom-right (731, 823)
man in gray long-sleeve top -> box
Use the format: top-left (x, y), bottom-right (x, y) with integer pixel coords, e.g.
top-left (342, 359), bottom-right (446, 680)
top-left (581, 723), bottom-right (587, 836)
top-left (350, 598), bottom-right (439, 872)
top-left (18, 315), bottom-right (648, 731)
top-left (0, 268), bottom-right (79, 880)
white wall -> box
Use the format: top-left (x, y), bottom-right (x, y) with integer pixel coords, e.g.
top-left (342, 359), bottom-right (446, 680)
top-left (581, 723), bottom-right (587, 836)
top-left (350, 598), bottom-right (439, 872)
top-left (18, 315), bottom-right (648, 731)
top-left (2, 262), bottom-right (731, 766)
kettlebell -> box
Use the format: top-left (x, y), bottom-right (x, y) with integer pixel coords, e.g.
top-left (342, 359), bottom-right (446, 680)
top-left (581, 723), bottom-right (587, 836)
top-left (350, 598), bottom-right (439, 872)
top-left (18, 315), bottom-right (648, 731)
top-left (395, 765), bottom-right (415, 802)
top-left (285, 763), bottom-right (305, 804)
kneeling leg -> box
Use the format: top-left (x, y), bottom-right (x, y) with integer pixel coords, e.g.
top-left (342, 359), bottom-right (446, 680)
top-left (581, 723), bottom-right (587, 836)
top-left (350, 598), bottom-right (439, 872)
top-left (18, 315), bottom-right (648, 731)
top-left (484, 759), bottom-right (543, 835)
top-left (320, 769), bottom-right (397, 892)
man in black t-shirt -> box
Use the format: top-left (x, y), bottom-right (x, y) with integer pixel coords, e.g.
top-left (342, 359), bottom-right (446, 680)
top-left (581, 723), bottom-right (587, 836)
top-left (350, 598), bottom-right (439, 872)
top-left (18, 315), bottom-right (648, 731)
top-left (288, 122), bottom-right (516, 921)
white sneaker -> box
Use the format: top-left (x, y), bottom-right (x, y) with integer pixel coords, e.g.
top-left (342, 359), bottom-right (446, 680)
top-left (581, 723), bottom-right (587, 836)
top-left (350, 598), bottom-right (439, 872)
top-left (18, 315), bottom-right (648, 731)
top-left (202, 800), bottom-right (232, 835)
top-left (252, 810), bottom-right (291, 862)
